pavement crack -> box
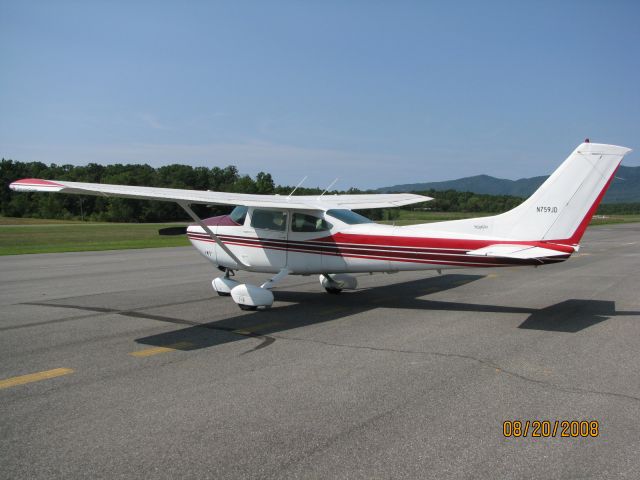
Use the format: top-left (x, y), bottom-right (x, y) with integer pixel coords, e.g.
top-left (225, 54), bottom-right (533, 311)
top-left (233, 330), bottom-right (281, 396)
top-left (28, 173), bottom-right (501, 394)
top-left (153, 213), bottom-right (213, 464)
top-left (271, 333), bottom-right (640, 406)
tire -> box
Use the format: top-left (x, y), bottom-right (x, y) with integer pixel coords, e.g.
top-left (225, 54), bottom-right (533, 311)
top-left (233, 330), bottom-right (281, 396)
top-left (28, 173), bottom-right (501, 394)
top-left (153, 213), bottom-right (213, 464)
top-left (238, 304), bottom-right (258, 311)
top-left (325, 287), bottom-right (342, 294)
top-left (216, 291), bottom-right (231, 297)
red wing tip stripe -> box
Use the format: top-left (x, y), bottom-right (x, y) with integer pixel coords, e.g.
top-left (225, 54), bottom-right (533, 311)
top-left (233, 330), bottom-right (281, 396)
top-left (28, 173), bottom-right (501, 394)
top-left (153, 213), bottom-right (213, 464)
top-left (11, 178), bottom-right (64, 187)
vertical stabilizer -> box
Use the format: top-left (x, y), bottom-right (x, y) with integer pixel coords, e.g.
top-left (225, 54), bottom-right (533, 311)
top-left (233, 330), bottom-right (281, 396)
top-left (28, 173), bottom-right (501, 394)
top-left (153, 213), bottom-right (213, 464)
top-left (415, 142), bottom-right (632, 244)
top-left (491, 142), bottom-right (631, 243)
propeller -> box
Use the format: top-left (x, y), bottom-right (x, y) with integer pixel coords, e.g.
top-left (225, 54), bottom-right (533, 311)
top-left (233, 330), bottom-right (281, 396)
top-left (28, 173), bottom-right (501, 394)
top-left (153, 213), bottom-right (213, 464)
top-left (158, 226), bottom-right (188, 236)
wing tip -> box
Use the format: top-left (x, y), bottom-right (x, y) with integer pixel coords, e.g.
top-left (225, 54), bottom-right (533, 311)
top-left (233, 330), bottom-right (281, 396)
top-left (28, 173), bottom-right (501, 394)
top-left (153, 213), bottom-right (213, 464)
top-left (9, 178), bottom-right (64, 191)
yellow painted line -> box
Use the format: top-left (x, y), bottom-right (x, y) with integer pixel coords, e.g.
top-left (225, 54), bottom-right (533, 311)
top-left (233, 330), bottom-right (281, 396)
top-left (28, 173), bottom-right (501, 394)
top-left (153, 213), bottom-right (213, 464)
top-left (0, 368), bottom-right (74, 390)
top-left (232, 321), bottom-right (282, 335)
top-left (486, 273), bottom-right (499, 279)
top-left (129, 341), bottom-right (194, 357)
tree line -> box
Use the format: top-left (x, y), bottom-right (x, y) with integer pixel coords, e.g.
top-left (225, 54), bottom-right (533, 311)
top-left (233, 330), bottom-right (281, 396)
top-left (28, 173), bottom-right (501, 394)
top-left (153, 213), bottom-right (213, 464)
top-left (0, 159), bottom-right (360, 222)
top-left (1, 159), bottom-right (638, 222)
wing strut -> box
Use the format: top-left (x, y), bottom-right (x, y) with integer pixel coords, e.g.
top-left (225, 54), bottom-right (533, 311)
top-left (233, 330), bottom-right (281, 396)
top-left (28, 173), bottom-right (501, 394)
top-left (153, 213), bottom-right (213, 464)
top-left (178, 202), bottom-right (249, 269)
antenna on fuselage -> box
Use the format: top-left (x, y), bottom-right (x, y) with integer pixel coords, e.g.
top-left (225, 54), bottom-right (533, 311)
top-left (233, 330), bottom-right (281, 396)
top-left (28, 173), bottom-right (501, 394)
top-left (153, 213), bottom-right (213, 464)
top-left (319, 178), bottom-right (339, 198)
top-left (287, 176), bottom-right (308, 199)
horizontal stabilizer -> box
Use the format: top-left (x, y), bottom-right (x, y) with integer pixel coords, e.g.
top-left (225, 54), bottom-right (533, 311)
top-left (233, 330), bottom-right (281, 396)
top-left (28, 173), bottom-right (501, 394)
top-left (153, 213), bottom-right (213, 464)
top-left (466, 244), bottom-right (573, 260)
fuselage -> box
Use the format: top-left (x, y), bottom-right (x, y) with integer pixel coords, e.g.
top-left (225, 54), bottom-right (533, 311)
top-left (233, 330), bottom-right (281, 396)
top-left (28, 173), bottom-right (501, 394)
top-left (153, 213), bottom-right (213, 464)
top-left (187, 207), bottom-right (572, 275)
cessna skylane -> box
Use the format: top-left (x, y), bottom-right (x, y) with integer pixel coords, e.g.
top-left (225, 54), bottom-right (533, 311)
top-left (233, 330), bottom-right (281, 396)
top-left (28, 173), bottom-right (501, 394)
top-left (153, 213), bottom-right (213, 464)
top-left (10, 141), bottom-right (632, 310)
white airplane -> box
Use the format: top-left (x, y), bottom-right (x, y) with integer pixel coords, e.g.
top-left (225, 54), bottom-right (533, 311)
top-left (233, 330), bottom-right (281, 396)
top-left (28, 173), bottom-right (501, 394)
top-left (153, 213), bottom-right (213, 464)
top-left (10, 141), bottom-right (632, 310)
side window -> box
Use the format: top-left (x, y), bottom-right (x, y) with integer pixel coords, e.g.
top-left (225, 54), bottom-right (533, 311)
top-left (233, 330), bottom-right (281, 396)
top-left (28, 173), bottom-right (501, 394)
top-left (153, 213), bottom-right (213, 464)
top-left (291, 213), bottom-right (333, 232)
top-left (250, 209), bottom-right (288, 231)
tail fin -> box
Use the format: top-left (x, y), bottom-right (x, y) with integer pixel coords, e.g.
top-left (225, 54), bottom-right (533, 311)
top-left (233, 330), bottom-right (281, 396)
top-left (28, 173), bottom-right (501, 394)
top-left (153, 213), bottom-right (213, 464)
top-left (416, 142), bottom-right (632, 244)
top-left (491, 142), bottom-right (631, 244)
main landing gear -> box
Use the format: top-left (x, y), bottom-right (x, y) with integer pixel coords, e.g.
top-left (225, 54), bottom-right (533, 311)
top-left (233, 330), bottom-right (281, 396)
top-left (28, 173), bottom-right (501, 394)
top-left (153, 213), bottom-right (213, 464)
top-left (212, 271), bottom-right (359, 311)
top-left (319, 274), bottom-right (357, 294)
top-left (212, 268), bottom-right (290, 311)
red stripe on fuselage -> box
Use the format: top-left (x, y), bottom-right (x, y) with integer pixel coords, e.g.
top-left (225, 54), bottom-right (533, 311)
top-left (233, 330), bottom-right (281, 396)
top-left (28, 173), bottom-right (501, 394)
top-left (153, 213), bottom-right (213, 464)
top-left (315, 232), bottom-right (575, 254)
top-left (187, 232), bottom-right (569, 267)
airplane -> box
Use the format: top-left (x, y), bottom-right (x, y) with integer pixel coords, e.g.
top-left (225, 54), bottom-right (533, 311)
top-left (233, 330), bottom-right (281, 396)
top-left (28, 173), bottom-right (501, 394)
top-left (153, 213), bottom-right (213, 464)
top-left (9, 141), bottom-right (632, 310)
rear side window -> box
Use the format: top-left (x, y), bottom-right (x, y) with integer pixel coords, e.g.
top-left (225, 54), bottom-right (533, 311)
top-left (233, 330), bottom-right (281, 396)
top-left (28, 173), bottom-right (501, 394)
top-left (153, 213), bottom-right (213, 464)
top-left (250, 209), bottom-right (288, 231)
top-left (291, 213), bottom-right (333, 232)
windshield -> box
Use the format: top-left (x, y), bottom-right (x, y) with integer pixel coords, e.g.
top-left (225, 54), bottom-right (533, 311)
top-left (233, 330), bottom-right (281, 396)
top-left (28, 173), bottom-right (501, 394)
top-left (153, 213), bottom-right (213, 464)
top-left (326, 209), bottom-right (373, 225)
top-left (229, 206), bottom-right (248, 225)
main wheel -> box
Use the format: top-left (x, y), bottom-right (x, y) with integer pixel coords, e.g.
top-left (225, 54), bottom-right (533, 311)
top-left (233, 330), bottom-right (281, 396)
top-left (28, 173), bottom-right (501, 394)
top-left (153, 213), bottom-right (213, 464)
top-left (325, 287), bottom-right (342, 294)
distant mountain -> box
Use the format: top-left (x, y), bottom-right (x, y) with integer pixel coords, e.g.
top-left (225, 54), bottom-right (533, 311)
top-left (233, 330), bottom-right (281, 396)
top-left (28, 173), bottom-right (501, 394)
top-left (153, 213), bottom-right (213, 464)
top-left (377, 165), bottom-right (640, 203)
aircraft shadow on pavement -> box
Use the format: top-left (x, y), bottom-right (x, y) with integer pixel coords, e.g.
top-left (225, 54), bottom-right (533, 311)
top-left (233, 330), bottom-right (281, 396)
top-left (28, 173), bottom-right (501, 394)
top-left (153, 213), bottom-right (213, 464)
top-left (517, 299), bottom-right (640, 332)
top-left (134, 274), bottom-right (640, 351)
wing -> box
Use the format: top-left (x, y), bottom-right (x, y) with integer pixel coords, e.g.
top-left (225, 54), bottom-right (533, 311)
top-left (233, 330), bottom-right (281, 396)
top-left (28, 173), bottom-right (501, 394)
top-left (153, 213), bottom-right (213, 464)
top-left (9, 178), bottom-right (431, 210)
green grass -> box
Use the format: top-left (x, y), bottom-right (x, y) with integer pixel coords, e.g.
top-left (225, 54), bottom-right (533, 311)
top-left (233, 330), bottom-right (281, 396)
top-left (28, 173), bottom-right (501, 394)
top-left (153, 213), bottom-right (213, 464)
top-left (0, 219), bottom-right (189, 255)
top-left (1, 212), bottom-right (639, 255)
top-left (589, 214), bottom-right (640, 225)
top-left (0, 216), bottom-right (87, 225)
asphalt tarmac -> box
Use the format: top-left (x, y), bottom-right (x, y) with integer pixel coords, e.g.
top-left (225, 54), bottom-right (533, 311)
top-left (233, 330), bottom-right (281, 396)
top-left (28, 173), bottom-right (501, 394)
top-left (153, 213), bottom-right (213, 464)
top-left (1, 224), bottom-right (640, 479)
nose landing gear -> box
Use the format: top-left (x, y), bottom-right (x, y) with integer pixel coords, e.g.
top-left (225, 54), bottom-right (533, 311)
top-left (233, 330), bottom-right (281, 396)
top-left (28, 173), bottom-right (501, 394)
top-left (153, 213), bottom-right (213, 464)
top-left (211, 269), bottom-right (240, 296)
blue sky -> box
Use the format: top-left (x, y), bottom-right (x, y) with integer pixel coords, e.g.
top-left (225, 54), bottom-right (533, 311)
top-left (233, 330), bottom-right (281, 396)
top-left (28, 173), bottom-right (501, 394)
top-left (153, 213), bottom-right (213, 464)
top-left (1, 0), bottom-right (638, 189)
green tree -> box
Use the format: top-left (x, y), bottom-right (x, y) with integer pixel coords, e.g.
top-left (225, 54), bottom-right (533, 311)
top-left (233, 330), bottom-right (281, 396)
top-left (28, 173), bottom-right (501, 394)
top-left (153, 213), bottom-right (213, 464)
top-left (255, 172), bottom-right (275, 194)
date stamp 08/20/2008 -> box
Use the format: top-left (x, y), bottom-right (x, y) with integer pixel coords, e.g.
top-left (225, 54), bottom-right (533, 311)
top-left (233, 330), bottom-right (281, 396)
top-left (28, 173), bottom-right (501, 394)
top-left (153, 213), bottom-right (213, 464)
top-left (503, 420), bottom-right (599, 438)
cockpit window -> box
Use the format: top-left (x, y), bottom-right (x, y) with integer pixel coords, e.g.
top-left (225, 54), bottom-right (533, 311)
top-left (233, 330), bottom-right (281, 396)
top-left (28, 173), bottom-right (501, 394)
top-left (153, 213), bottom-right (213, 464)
top-left (250, 209), bottom-right (288, 231)
top-left (325, 209), bottom-right (373, 225)
top-left (291, 213), bottom-right (333, 232)
top-left (229, 205), bottom-right (248, 225)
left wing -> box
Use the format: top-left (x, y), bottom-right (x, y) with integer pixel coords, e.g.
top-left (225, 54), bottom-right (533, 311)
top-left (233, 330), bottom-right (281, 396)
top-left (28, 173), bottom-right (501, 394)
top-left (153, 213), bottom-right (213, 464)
top-left (9, 178), bottom-right (431, 210)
